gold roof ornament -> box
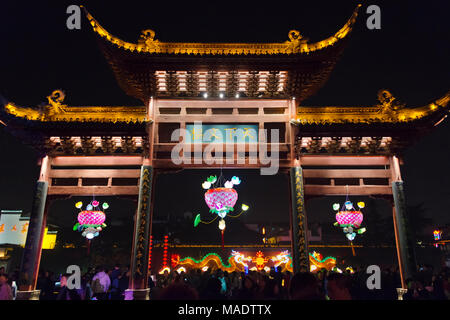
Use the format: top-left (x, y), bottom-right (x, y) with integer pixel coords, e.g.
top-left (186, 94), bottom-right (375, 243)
top-left (81, 4), bottom-right (362, 55)
top-left (3, 90), bottom-right (148, 123)
top-left (294, 90), bottom-right (450, 125)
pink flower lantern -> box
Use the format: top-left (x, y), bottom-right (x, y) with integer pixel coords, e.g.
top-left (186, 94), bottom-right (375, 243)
top-left (78, 210), bottom-right (106, 226)
top-left (335, 210), bottom-right (363, 228)
top-left (74, 200), bottom-right (108, 239)
top-left (332, 200), bottom-right (366, 241)
top-left (204, 187), bottom-right (238, 217)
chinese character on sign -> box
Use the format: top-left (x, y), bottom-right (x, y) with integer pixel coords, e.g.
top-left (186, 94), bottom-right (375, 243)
top-left (22, 223), bottom-right (29, 233)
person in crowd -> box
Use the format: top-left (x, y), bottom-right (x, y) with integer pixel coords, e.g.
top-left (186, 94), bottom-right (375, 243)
top-left (37, 270), bottom-right (55, 300)
top-left (109, 264), bottom-right (122, 300)
top-left (196, 275), bottom-right (223, 300)
top-left (236, 275), bottom-right (257, 300)
top-left (159, 282), bottom-right (199, 300)
top-left (118, 266), bottom-right (130, 299)
top-left (0, 273), bottom-right (13, 300)
top-left (289, 272), bottom-right (325, 300)
top-left (327, 273), bottom-right (352, 300)
top-left (91, 266), bottom-right (111, 300)
top-left (56, 274), bottom-right (81, 300)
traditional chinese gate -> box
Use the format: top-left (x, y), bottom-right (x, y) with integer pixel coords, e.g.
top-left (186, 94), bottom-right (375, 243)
top-left (1, 5), bottom-right (448, 300)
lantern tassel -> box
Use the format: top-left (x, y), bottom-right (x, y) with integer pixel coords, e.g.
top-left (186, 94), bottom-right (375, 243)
top-left (350, 241), bottom-right (356, 257)
top-left (221, 230), bottom-right (224, 250)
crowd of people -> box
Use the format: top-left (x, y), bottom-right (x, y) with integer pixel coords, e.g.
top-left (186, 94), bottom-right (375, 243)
top-left (0, 264), bottom-right (449, 300)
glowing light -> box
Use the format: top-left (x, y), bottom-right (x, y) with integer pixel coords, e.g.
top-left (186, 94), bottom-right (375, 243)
top-left (86, 233), bottom-right (94, 240)
top-left (333, 200), bottom-right (366, 241)
top-left (332, 203), bottom-right (340, 211)
top-left (336, 211), bottom-right (363, 228)
top-left (203, 92), bottom-right (208, 98)
top-left (92, 200), bottom-right (99, 207)
top-left (433, 230), bottom-right (442, 241)
top-left (194, 214), bottom-right (201, 227)
top-left (207, 175), bottom-right (217, 184)
top-left (344, 201), bottom-right (353, 210)
top-left (78, 211), bottom-right (106, 226)
top-left (176, 267), bottom-right (186, 273)
top-left (218, 219), bottom-right (226, 231)
top-left (224, 181), bottom-right (234, 189)
top-left (235, 93), bottom-right (240, 98)
top-left (159, 267), bottom-right (171, 274)
top-left (219, 93), bottom-right (224, 98)
top-left (346, 233), bottom-right (356, 241)
top-left (310, 265), bottom-right (318, 272)
top-left (263, 266), bottom-right (271, 273)
top-left (201, 266), bottom-right (209, 272)
top-left (162, 235), bottom-right (169, 268)
top-left (75, 201), bottom-right (83, 209)
top-left (86, 204), bottom-right (93, 211)
top-left (202, 181), bottom-right (212, 189)
top-left (231, 176), bottom-right (241, 185)
top-left (357, 228), bottom-right (366, 234)
top-left (204, 187), bottom-right (238, 215)
top-left (241, 204), bottom-right (249, 211)
top-left (102, 202), bottom-right (109, 210)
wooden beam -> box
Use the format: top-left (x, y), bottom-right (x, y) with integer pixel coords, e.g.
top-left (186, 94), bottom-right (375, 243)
top-left (51, 156), bottom-right (143, 166)
top-left (304, 185), bottom-right (392, 195)
top-left (300, 155), bottom-right (390, 166)
top-left (303, 169), bottom-right (390, 179)
top-left (156, 115), bottom-right (288, 123)
top-left (152, 159), bottom-right (292, 169)
top-left (47, 186), bottom-right (139, 196)
top-left (49, 169), bottom-right (141, 178)
top-left (154, 143), bottom-right (290, 152)
top-left (155, 99), bottom-right (290, 108)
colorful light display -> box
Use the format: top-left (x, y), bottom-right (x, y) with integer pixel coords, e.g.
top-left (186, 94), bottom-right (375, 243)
top-left (171, 250), bottom-right (336, 273)
top-left (433, 230), bottom-right (442, 241)
top-left (332, 200), bottom-right (366, 241)
top-left (148, 235), bottom-right (153, 271)
top-left (309, 252), bottom-right (337, 272)
top-left (162, 235), bottom-right (169, 269)
top-left (433, 230), bottom-right (442, 248)
top-left (73, 199), bottom-right (108, 239)
top-left (194, 174), bottom-right (249, 248)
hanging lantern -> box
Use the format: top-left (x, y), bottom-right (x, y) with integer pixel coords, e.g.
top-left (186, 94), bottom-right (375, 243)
top-left (335, 210), bottom-right (364, 228)
top-left (332, 199), bottom-right (366, 240)
top-left (204, 187), bottom-right (238, 217)
top-left (73, 199), bottom-right (108, 239)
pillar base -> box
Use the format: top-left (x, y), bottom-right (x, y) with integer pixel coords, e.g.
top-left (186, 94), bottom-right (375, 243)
top-left (396, 288), bottom-right (408, 300)
top-left (16, 290), bottom-right (40, 300)
top-left (124, 288), bottom-right (150, 300)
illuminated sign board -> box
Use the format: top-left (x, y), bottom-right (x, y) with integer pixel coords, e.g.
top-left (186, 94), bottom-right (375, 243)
top-left (185, 124), bottom-right (258, 143)
top-left (0, 210), bottom-right (56, 249)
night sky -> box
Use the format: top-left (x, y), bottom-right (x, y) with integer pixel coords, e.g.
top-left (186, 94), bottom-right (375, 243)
top-left (1, 0), bottom-right (449, 236)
